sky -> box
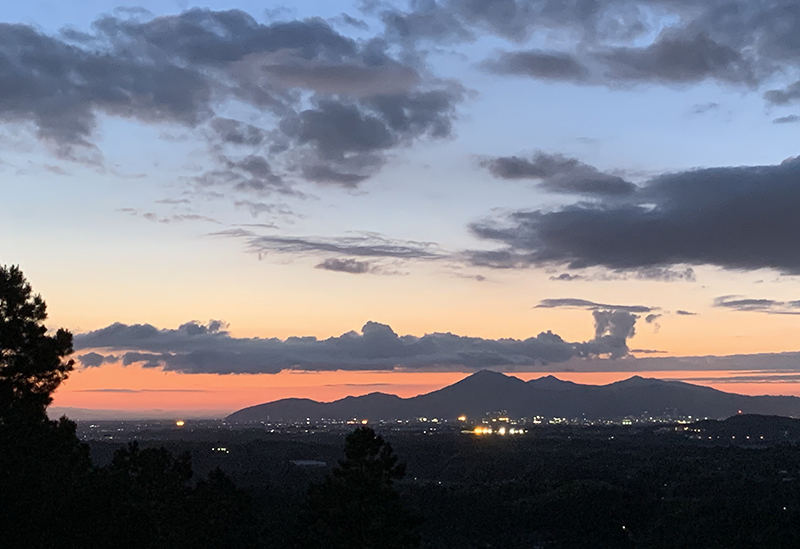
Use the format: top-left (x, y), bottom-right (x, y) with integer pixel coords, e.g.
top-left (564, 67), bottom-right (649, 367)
top-left (3, 0), bottom-right (800, 417)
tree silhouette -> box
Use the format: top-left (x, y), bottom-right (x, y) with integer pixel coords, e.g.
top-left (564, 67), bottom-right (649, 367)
top-left (297, 427), bottom-right (420, 549)
top-left (0, 265), bottom-right (259, 548)
top-left (0, 265), bottom-right (74, 424)
top-left (0, 265), bottom-right (91, 547)
top-left (86, 441), bottom-right (258, 549)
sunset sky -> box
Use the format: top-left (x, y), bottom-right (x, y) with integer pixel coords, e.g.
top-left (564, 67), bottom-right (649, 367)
top-left (4, 0), bottom-right (800, 417)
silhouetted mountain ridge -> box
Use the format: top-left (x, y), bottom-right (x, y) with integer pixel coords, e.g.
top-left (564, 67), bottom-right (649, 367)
top-left (226, 371), bottom-right (800, 422)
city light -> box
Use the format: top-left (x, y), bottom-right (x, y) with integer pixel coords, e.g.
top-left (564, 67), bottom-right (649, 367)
top-left (175, 420), bottom-right (185, 427)
top-left (471, 425), bottom-right (527, 436)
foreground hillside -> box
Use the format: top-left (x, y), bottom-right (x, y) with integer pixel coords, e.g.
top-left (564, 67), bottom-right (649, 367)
top-left (87, 417), bottom-right (800, 549)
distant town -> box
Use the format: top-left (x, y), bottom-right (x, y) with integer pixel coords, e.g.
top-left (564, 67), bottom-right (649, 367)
top-left (75, 409), bottom-right (800, 446)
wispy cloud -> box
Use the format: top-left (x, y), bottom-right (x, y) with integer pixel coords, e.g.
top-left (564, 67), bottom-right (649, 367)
top-left (75, 388), bottom-right (208, 393)
top-left (535, 298), bottom-right (657, 314)
top-left (713, 295), bottom-right (800, 315)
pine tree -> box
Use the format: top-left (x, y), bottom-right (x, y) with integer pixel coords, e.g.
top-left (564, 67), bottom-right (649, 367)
top-left (0, 265), bottom-right (90, 547)
top-left (0, 265), bottom-right (74, 424)
top-left (297, 427), bottom-right (420, 549)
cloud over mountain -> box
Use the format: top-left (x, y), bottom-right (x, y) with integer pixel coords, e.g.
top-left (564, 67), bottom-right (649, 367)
top-left (74, 312), bottom-right (641, 374)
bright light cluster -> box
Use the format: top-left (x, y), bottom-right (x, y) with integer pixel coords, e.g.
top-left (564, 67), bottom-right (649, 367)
top-left (472, 426), bottom-right (526, 436)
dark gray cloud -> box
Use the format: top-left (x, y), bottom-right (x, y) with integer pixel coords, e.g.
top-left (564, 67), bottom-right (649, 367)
top-left (482, 153), bottom-right (580, 179)
top-left (377, 0), bottom-right (475, 44)
top-left (0, 8), bottom-right (462, 186)
top-left (73, 312), bottom-right (639, 374)
top-left (764, 80), bottom-right (800, 106)
top-left (379, 0), bottom-right (800, 99)
top-left (773, 115), bottom-right (800, 124)
top-left (283, 101), bottom-right (396, 158)
top-left (76, 352), bottom-right (118, 368)
top-left (73, 321), bottom-right (800, 376)
top-left (599, 32), bottom-right (754, 85)
top-left (547, 268), bottom-right (693, 282)
top-left (376, 0), bottom-right (633, 44)
top-left (587, 310), bottom-right (637, 359)
top-left (713, 296), bottom-right (800, 314)
top-left (482, 50), bottom-right (589, 81)
top-left (645, 312), bottom-right (662, 333)
top-left (692, 102), bottom-right (719, 115)
top-left (210, 118), bottom-right (270, 147)
top-left (485, 32), bottom-right (755, 86)
top-left (676, 310), bottom-right (697, 316)
top-left (634, 266), bottom-right (696, 282)
top-left (0, 21), bottom-right (212, 154)
top-left (550, 273), bottom-right (584, 281)
top-left (301, 165), bottom-right (370, 186)
top-left (316, 258), bottom-right (373, 274)
top-left (257, 61), bottom-right (419, 97)
top-left (481, 152), bottom-right (637, 196)
top-left (336, 13), bottom-right (370, 31)
top-left (469, 156), bottom-right (800, 275)
top-left (535, 298), bottom-right (656, 314)
top-left (220, 155), bottom-right (291, 193)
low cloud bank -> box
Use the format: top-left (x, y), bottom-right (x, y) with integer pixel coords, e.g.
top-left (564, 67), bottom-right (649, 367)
top-left (74, 311), bottom-right (639, 374)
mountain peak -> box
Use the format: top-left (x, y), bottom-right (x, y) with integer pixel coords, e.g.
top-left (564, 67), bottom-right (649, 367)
top-left (455, 370), bottom-right (524, 388)
top-left (469, 369), bottom-right (510, 380)
top-left (608, 375), bottom-right (655, 387)
top-left (527, 375), bottom-right (575, 390)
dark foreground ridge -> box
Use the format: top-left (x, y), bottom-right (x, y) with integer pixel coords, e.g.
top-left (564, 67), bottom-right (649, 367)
top-left (227, 370), bottom-right (800, 422)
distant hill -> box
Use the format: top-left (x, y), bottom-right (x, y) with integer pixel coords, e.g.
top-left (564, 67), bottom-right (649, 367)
top-left (226, 371), bottom-right (800, 422)
top-left (48, 407), bottom-right (221, 421)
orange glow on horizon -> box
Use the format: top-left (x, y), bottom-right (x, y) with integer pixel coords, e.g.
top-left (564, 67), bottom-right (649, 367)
top-left (51, 362), bottom-right (800, 417)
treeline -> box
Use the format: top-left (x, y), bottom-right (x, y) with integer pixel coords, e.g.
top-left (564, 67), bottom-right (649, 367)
top-left (2, 420), bottom-right (258, 548)
top-left (139, 427), bottom-right (800, 549)
top-left (0, 266), bottom-right (418, 548)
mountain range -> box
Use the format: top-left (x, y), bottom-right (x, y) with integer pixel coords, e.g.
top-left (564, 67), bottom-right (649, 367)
top-left (226, 371), bottom-right (800, 422)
